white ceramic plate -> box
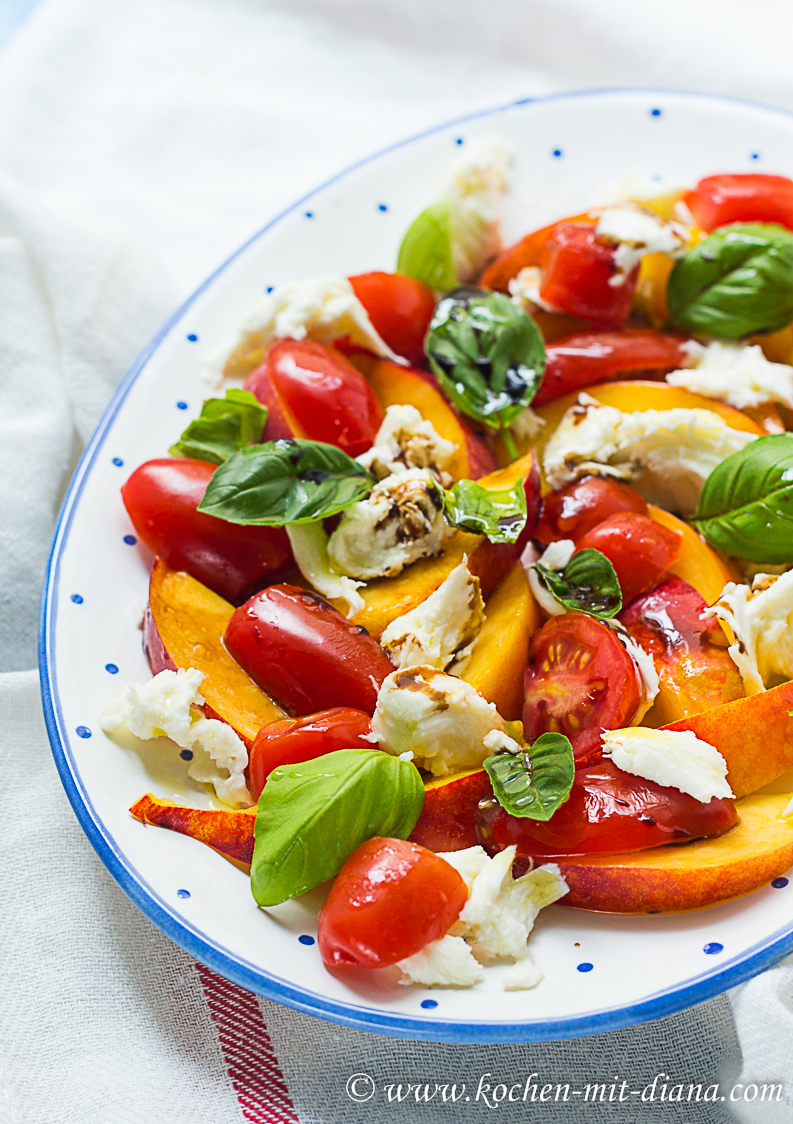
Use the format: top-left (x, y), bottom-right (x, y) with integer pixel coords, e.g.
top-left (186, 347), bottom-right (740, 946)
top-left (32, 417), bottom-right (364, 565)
top-left (40, 89), bottom-right (793, 1043)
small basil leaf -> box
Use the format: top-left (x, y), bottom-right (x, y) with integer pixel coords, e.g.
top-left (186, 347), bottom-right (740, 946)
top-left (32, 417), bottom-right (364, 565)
top-left (668, 223), bottom-right (793, 338)
top-left (251, 749), bottom-right (425, 906)
top-left (691, 433), bottom-right (793, 563)
top-left (535, 548), bottom-right (622, 619)
top-left (396, 201), bottom-right (457, 293)
top-left (426, 287), bottom-right (546, 443)
top-left (169, 388), bottom-right (268, 464)
top-left (484, 732), bottom-right (574, 821)
top-left (443, 477), bottom-right (527, 543)
top-left (197, 438), bottom-right (374, 525)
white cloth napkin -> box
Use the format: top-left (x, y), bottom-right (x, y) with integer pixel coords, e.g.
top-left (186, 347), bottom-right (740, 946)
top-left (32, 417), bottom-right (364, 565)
top-left (2, 0), bottom-right (793, 1121)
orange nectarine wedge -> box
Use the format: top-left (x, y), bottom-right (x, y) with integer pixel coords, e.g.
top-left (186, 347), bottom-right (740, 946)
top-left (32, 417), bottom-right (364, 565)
top-left (647, 505), bottom-right (739, 605)
top-left (130, 793), bottom-right (256, 866)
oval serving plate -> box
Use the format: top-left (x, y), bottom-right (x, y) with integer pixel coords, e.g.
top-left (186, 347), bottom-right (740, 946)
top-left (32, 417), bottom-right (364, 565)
top-left (40, 89), bottom-right (793, 1043)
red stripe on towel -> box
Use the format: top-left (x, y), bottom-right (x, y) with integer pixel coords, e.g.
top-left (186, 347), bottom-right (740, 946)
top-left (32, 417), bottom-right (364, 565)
top-left (196, 963), bottom-right (298, 1124)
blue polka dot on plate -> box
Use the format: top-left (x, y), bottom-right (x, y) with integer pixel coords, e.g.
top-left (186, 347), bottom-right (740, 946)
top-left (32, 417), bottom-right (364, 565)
top-left (377, 203), bottom-right (388, 212)
top-left (112, 457), bottom-right (123, 467)
top-left (186, 333), bottom-right (198, 342)
top-left (304, 211), bottom-right (314, 219)
top-left (420, 999), bottom-right (438, 1009)
top-left (455, 137), bottom-right (464, 146)
top-left (772, 877), bottom-right (789, 889)
top-left (123, 534), bottom-right (137, 546)
top-left (577, 962), bottom-right (594, 973)
top-left (650, 107), bottom-right (662, 117)
top-left (177, 889), bottom-right (191, 899)
top-left (552, 148), bottom-right (563, 158)
top-left (266, 285), bottom-right (274, 293)
top-left (75, 726), bottom-right (92, 739)
top-left (298, 934), bottom-right (315, 946)
top-left (703, 942), bottom-right (723, 955)
top-left (751, 152), bottom-right (761, 161)
top-left (176, 401), bottom-right (188, 411)
top-left (179, 749), bottom-right (193, 761)
top-left (105, 663), bottom-right (118, 675)
top-left (71, 593), bottom-right (83, 604)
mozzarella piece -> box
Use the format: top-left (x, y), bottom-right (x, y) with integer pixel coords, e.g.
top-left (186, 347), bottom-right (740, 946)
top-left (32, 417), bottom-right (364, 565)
top-left (372, 666), bottom-right (506, 776)
top-left (502, 956), bottom-right (545, 991)
top-left (357, 403), bottom-right (457, 484)
top-left (543, 393), bottom-right (757, 515)
top-left (447, 136), bottom-right (513, 283)
top-left (100, 668), bottom-right (251, 807)
top-left (379, 559), bottom-right (484, 672)
top-left (508, 265), bottom-right (562, 314)
top-left (601, 726), bottom-right (733, 803)
top-left (285, 523), bottom-right (364, 619)
top-left (509, 401), bottom-right (547, 445)
top-left (397, 935), bottom-right (484, 988)
top-left (606, 620), bottom-right (660, 725)
top-left (327, 468), bottom-right (446, 580)
top-left (526, 539), bottom-right (576, 617)
top-left (710, 571), bottom-right (793, 696)
top-left (667, 340), bottom-right (793, 411)
top-left (596, 204), bottom-right (686, 283)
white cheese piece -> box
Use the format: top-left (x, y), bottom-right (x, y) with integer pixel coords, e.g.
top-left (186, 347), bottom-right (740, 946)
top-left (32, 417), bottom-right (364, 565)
top-left (397, 935), bottom-right (484, 988)
top-left (379, 558), bottom-right (484, 672)
top-left (372, 666), bottom-right (506, 776)
top-left (601, 726), bottom-right (733, 803)
top-left (596, 204), bottom-right (686, 283)
top-left (710, 571), bottom-right (793, 696)
top-left (508, 400), bottom-right (547, 445)
top-left (327, 468), bottom-right (446, 580)
top-left (502, 956), bottom-right (545, 991)
top-left (447, 136), bottom-right (513, 283)
top-left (508, 265), bottom-right (562, 314)
top-left (482, 728), bottom-right (522, 755)
top-left (357, 403), bottom-right (457, 485)
top-left (781, 796), bottom-right (793, 820)
top-left (526, 539), bottom-right (575, 617)
top-left (100, 668), bottom-right (252, 807)
top-left (667, 340), bottom-right (793, 410)
top-left (437, 844), bottom-right (492, 894)
top-left (543, 393), bottom-right (757, 515)
top-left (607, 620), bottom-right (660, 724)
top-left (285, 523), bottom-right (364, 619)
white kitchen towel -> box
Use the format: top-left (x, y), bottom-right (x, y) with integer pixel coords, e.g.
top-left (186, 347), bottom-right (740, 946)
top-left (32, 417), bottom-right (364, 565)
top-left (2, 0), bottom-right (793, 1121)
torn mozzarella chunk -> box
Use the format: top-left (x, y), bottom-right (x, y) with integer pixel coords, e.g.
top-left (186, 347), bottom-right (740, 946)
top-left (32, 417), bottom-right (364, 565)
top-left (508, 400), bottom-right (547, 447)
top-left (526, 539), bottom-right (576, 617)
top-left (447, 136), bottom-right (514, 283)
top-left (667, 340), bottom-right (793, 411)
top-left (601, 727), bottom-right (733, 803)
top-left (285, 523), bottom-right (364, 619)
top-left (710, 571), bottom-right (793, 696)
top-left (327, 468), bottom-right (446, 580)
top-left (595, 204), bottom-right (687, 283)
top-left (100, 668), bottom-right (251, 806)
top-left (372, 666), bottom-right (506, 776)
top-left (397, 935), bottom-right (484, 988)
top-left (508, 265), bottom-right (562, 314)
top-left (379, 559), bottom-right (484, 672)
top-left (502, 956), bottom-right (545, 991)
top-left (606, 620), bottom-right (660, 725)
top-left (542, 393), bottom-right (757, 515)
top-left (357, 404), bottom-right (457, 484)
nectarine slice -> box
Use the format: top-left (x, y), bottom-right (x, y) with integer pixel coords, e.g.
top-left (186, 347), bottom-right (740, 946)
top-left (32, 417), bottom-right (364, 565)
top-left (557, 793), bottom-right (793, 913)
top-left (130, 793), bottom-right (256, 866)
top-left (647, 505), bottom-right (739, 605)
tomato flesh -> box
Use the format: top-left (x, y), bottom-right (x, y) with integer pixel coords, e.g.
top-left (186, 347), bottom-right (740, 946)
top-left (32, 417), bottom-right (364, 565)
top-left (248, 707), bottom-right (374, 800)
top-left (318, 837), bottom-right (468, 969)
top-left (535, 476), bottom-right (648, 546)
top-left (523, 613), bottom-right (641, 763)
top-left (224, 584), bottom-right (394, 716)
top-left (533, 329), bottom-right (689, 407)
top-left (686, 173), bottom-right (793, 232)
top-left (246, 339), bottom-right (384, 458)
top-left (574, 512), bottom-right (682, 604)
top-left (478, 212), bottom-right (595, 292)
top-left (476, 758), bottom-right (737, 859)
top-left (539, 224), bottom-right (638, 325)
top-left (121, 458), bottom-right (291, 604)
top-left (348, 271), bottom-right (435, 368)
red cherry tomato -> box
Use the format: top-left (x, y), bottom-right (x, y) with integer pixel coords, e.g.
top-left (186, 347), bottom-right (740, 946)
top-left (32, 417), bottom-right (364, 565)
top-left (685, 173), bottom-right (793, 232)
top-left (121, 458), bottom-right (291, 604)
top-left (523, 613), bottom-right (642, 763)
top-left (318, 837), bottom-right (468, 969)
top-left (348, 272), bottom-right (435, 368)
top-left (479, 212), bottom-right (595, 292)
top-left (224, 584), bottom-right (394, 716)
top-left (534, 476), bottom-right (648, 546)
top-left (248, 707), bottom-right (374, 800)
top-left (246, 339), bottom-right (384, 458)
top-left (574, 512), bottom-right (682, 604)
top-left (476, 758), bottom-right (737, 859)
top-left (533, 329), bottom-right (689, 407)
top-left (539, 224), bottom-right (637, 325)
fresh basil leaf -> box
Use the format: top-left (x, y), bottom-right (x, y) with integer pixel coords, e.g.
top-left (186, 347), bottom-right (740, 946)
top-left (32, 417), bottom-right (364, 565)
top-left (484, 732), bottom-right (574, 820)
top-left (691, 433), bottom-right (793, 563)
top-left (396, 201), bottom-right (457, 293)
top-left (251, 749), bottom-right (425, 906)
top-left (443, 477), bottom-right (527, 543)
top-left (197, 438), bottom-right (374, 525)
top-left (169, 388), bottom-right (268, 465)
top-left (668, 223), bottom-right (793, 338)
top-left (535, 548), bottom-right (622, 619)
top-left (426, 287), bottom-right (546, 449)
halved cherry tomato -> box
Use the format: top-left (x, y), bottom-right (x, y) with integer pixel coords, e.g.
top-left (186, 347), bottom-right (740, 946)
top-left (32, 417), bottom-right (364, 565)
top-left (245, 339), bottom-right (384, 458)
top-left (534, 476), bottom-right (648, 546)
top-left (539, 224), bottom-right (638, 325)
top-left (476, 758), bottom-right (737, 859)
top-left (318, 837), bottom-right (468, 969)
top-left (224, 584), bottom-right (394, 716)
top-left (348, 272), bottom-right (435, 368)
top-left (523, 613), bottom-right (642, 763)
top-left (248, 707), bottom-right (374, 799)
top-left (685, 173), bottom-right (793, 232)
top-left (574, 512), bottom-right (682, 604)
top-left (479, 212), bottom-right (595, 292)
top-left (533, 329), bottom-right (689, 407)
top-left (121, 458), bottom-right (291, 604)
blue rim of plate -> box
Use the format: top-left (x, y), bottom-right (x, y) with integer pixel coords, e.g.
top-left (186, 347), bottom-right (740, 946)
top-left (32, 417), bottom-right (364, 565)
top-left (39, 87), bottom-right (793, 1043)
